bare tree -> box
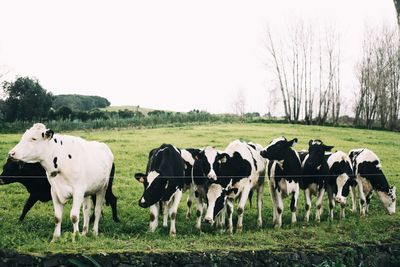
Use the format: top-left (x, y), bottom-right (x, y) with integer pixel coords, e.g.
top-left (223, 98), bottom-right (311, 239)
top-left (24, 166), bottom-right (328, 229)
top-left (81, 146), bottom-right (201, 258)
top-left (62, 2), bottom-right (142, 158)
top-left (354, 26), bottom-right (400, 129)
top-left (231, 89), bottom-right (246, 116)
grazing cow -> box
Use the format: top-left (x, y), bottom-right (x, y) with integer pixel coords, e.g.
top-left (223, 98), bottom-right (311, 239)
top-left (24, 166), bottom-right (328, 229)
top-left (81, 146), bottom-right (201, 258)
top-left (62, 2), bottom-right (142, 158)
top-left (204, 140), bottom-right (266, 233)
top-left (180, 148), bottom-right (201, 219)
top-left (300, 139), bottom-right (334, 223)
top-left (8, 123), bottom-right (114, 241)
top-left (190, 146), bottom-right (220, 230)
top-left (326, 151), bottom-right (357, 220)
top-left (0, 159), bottom-right (120, 223)
top-left (260, 137), bottom-right (301, 228)
top-left (134, 144), bottom-right (185, 236)
top-left (349, 148), bottom-right (396, 216)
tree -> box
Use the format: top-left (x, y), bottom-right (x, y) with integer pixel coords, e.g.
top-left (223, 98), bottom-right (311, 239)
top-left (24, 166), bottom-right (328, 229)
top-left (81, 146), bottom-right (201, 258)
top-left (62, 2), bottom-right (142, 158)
top-left (52, 94), bottom-right (111, 111)
top-left (231, 90), bottom-right (246, 116)
top-left (2, 77), bottom-right (53, 122)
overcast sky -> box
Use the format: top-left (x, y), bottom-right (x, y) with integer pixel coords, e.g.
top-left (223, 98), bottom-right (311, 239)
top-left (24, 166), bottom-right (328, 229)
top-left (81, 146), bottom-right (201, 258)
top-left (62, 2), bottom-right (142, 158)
top-left (0, 0), bottom-right (397, 115)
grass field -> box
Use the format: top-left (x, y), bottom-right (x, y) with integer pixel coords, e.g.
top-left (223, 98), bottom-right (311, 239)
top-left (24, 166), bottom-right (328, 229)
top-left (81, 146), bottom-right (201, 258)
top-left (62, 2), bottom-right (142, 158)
top-left (0, 123), bottom-right (399, 255)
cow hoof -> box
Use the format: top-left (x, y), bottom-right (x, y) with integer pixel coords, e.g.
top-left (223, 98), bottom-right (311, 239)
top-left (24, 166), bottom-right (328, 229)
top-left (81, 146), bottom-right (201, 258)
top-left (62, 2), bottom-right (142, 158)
top-left (50, 236), bottom-right (59, 243)
top-left (169, 231), bottom-right (176, 237)
top-left (257, 220), bottom-right (263, 228)
top-left (236, 227), bottom-right (243, 233)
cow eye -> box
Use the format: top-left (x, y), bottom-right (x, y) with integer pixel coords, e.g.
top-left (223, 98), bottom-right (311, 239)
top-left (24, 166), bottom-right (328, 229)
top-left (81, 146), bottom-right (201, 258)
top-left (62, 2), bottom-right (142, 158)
top-left (31, 138), bottom-right (37, 141)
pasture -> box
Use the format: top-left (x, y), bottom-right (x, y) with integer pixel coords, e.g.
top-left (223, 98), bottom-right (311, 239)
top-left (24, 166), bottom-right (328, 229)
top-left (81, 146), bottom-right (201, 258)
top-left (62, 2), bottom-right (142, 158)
top-left (0, 123), bottom-right (399, 255)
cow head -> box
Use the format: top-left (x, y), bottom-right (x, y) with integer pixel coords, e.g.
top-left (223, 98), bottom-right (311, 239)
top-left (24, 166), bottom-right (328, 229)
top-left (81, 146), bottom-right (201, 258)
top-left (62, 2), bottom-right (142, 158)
top-left (193, 146), bottom-right (219, 180)
top-left (377, 186), bottom-right (396, 215)
top-left (260, 136), bottom-right (298, 160)
top-left (8, 123), bottom-right (54, 163)
top-left (204, 182), bottom-right (238, 224)
top-left (305, 139), bottom-right (334, 171)
top-left (1, 159), bottom-right (44, 185)
top-left (328, 152), bottom-right (356, 204)
top-left (134, 171), bottom-right (167, 208)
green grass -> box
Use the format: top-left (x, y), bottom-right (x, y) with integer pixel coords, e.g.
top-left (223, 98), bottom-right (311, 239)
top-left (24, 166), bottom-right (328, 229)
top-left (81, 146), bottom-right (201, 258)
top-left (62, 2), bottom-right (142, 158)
top-left (0, 123), bottom-right (399, 255)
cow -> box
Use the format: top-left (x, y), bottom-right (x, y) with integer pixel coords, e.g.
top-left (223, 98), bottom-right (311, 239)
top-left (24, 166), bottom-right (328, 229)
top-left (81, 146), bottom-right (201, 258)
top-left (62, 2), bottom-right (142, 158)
top-left (0, 159), bottom-right (120, 223)
top-left (204, 140), bottom-right (266, 234)
top-left (260, 137), bottom-right (301, 228)
top-left (300, 139), bottom-right (334, 223)
top-left (326, 151), bottom-right (357, 220)
top-left (190, 146), bottom-right (221, 230)
top-left (180, 148), bottom-right (201, 219)
top-left (8, 123), bottom-right (114, 242)
top-left (349, 148), bottom-right (396, 216)
top-left (134, 144), bottom-right (185, 236)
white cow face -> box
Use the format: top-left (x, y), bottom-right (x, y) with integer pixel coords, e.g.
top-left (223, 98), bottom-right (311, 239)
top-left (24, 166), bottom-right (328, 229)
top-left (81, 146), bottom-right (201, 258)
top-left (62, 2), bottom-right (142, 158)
top-left (204, 183), bottom-right (238, 224)
top-left (377, 186), bottom-right (396, 215)
top-left (9, 123), bottom-right (54, 163)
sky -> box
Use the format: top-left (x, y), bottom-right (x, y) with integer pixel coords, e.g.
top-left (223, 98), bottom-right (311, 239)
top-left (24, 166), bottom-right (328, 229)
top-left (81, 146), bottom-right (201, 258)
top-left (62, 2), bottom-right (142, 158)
top-left (0, 0), bottom-right (397, 115)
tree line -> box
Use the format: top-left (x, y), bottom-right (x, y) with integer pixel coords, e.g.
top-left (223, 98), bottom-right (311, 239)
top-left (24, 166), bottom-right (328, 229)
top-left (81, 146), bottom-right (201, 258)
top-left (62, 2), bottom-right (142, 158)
top-left (265, 22), bottom-right (400, 131)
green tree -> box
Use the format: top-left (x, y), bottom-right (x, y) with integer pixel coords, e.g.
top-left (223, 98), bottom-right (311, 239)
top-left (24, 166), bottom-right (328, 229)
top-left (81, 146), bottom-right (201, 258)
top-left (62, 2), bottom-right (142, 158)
top-left (2, 77), bottom-right (53, 122)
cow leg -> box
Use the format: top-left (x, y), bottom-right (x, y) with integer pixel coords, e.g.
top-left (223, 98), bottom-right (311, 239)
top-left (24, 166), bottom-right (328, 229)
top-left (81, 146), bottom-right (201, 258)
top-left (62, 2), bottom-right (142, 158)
top-left (216, 205), bottom-right (226, 229)
top-left (304, 188), bottom-right (312, 223)
top-left (275, 191), bottom-right (284, 228)
top-left (163, 201), bottom-right (169, 228)
top-left (51, 187), bottom-right (64, 242)
top-left (82, 196), bottom-right (92, 236)
top-left (257, 183), bottom-right (264, 227)
top-left (19, 195), bottom-right (38, 222)
top-left (93, 190), bottom-right (106, 236)
top-left (350, 186), bottom-right (357, 213)
top-left (326, 185), bottom-right (335, 221)
top-left (70, 192), bottom-right (85, 241)
top-left (340, 199), bottom-right (346, 220)
top-left (236, 186), bottom-right (251, 232)
top-left (169, 189), bottom-right (182, 237)
top-left (291, 187), bottom-right (299, 224)
top-left (226, 199), bottom-right (234, 234)
top-left (186, 184), bottom-right (194, 220)
top-left (357, 175), bottom-right (367, 216)
top-left (195, 195), bottom-right (203, 230)
top-left (106, 192), bottom-right (119, 223)
top-left (366, 192), bottom-right (372, 214)
top-left (149, 203), bottom-right (159, 232)
top-left (269, 182), bottom-right (278, 225)
top-left (315, 187), bottom-right (325, 222)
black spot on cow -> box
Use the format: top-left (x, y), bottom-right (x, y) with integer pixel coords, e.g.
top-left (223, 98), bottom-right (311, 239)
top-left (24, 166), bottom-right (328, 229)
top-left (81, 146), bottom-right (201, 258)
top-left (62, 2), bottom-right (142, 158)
top-left (54, 138), bottom-right (57, 143)
top-left (60, 140), bottom-right (63, 145)
top-left (68, 154), bottom-right (72, 159)
top-left (290, 194), bottom-right (296, 212)
top-left (42, 132), bottom-right (45, 138)
top-left (53, 157), bottom-right (58, 168)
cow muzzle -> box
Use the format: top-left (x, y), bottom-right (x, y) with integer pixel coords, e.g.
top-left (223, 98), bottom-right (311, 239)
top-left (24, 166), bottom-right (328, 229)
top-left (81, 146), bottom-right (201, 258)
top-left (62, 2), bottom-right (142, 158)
top-left (207, 170), bottom-right (217, 180)
top-left (335, 196), bottom-right (346, 204)
top-left (204, 216), bottom-right (214, 225)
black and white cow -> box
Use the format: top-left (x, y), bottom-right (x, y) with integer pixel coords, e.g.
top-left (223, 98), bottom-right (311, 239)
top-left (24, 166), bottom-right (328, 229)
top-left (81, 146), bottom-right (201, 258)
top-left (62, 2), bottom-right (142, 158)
top-left (204, 140), bottom-right (266, 234)
top-left (189, 146), bottom-right (219, 230)
top-left (260, 137), bottom-right (301, 228)
top-left (326, 151), bottom-right (357, 220)
top-left (8, 123), bottom-right (114, 241)
top-left (134, 144), bottom-right (185, 236)
top-left (300, 139), bottom-right (334, 223)
top-left (349, 148), bottom-right (396, 216)
top-left (0, 159), bottom-right (120, 222)
top-left (180, 148), bottom-right (201, 219)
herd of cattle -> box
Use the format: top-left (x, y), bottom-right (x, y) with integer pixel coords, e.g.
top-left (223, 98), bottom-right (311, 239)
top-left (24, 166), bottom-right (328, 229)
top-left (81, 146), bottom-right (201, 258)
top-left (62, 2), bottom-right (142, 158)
top-left (0, 123), bottom-right (396, 241)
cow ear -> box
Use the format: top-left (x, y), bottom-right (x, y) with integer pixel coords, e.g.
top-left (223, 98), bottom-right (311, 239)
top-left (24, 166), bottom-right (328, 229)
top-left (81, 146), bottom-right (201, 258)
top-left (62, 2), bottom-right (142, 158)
top-left (217, 153), bottom-right (230, 163)
top-left (288, 138), bottom-right (298, 147)
top-left (226, 188), bottom-right (238, 196)
top-left (324, 145), bottom-right (334, 152)
top-left (134, 173), bottom-right (146, 183)
top-left (308, 140), bottom-right (313, 146)
top-left (45, 129), bottom-right (54, 140)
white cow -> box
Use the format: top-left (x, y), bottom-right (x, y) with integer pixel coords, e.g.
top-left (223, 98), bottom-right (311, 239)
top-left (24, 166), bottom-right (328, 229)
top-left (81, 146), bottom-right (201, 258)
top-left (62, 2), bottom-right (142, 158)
top-left (9, 123), bottom-right (114, 241)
